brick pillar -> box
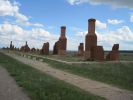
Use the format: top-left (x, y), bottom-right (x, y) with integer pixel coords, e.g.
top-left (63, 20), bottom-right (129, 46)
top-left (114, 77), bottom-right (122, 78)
top-left (53, 41), bottom-right (59, 55)
top-left (10, 41), bottom-right (12, 46)
top-left (44, 42), bottom-right (49, 55)
top-left (77, 43), bottom-right (84, 56)
top-left (61, 26), bottom-right (66, 37)
top-left (58, 26), bottom-right (67, 55)
top-left (94, 46), bottom-right (104, 61)
top-left (10, 41), bottom-right (12, 50)
top-left (85, 18), bottom-right (97, 60)
top-left (24, 41), bottom-right (30, 52)
top-left (41, 42), bottom-right (49, 55)
top-left (88, 18), bottom-right (96, 33)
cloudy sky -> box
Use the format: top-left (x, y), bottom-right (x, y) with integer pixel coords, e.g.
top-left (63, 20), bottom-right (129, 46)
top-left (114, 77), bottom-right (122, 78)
top-left (0, 0), bottom-right (133, 50)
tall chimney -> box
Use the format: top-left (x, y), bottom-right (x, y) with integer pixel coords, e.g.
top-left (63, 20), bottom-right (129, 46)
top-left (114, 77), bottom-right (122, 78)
top-left (61, 26), bottom-right (66, 37)
top-left (88, 18), bottom-right (96, 33)
top-left (10, 41), bottom-right (12, 49)
top-left (10, 41), bottom-right (12, 45)
top-left (26, 41), bottom-right (27, 46)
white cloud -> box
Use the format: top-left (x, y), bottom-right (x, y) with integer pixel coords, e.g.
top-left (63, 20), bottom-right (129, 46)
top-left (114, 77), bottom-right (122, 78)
top-left (130, 15), bottom-right (133, 22)
top-left (67, 0), bottom-right (88, 5)
top-left (0, 0), bottom-right (18, 16)
top-left (75, 31), bottom-right (87, 37)
top-left (108, 19), bottom-right (123, 25)
top-left (16, 20), bottom-right (44, 27)
top-left (15, 13), bottom-right (28, 21)
top-left (0, 22), bottom-right (58, 49)
top-left (75, 26), bottom-right (133, 50)
top-left (67, 38), bottom-right (80, 50)
top-left (97, 26), bottom-right (133, 50)
top-left (15, 12), bottom-right (43, 27)
top-left (0, 0), bottom-right (43, 27)
top-left (0, 22), bottom-right (79, 50)
top-left (0, 22), bottom-right (23, 35)
top-left (96, 20), bottom-right (107, 29)
top-left (0, 0), bottom-right (27, 21)
top-left (67, 0), bottom-right (133, 9)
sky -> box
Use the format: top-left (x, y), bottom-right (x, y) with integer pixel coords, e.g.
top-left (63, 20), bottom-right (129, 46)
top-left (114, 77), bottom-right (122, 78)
top-left (0, 0), bottom-right (133, 50)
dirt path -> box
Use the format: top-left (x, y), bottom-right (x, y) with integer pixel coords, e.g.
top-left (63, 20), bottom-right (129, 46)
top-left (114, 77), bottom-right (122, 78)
top-left (0, 66), bottom-right (30, 100)
top-left (4, 52), bottom-right (133, 100)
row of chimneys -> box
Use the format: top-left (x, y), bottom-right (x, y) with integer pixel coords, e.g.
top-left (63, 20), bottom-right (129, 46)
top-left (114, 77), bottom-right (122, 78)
top-left (9, 18), bottom-right (99, 52)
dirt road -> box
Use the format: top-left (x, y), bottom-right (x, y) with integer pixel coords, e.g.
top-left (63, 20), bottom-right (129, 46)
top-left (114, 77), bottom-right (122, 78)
top-left (0, 66), bottom-right (30, 100)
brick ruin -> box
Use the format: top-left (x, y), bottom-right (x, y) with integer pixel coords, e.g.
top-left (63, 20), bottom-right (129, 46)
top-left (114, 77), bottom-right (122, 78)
top-left (53, 26), bottom-right (67, 55)
top-left (106, 44), bottom-right (119, 61)
top-left (93, 46), bottom-right (104, 61)
top-left (7, 18), bottom-right (119, 61)
top-left (20, 41), bottom-right (30, 52)
top-left (84, 18), bottom-right (104, 61)
top-left (36, 49), bottom-right (40, 53)
top-left (85, 19), bottom-right (97, 60)
top-left (41, 42), bottom-right (49, 55)
top-left (77, 43), bottom-right (84, 56)
top-left (31, 48), bottom-right (36, 52)
top-left (10, 41), bottom-right (14, 50)
top-left (83, 18), bottom-right (120, 61)
top-left (53, 41), bottom-right (59, 54)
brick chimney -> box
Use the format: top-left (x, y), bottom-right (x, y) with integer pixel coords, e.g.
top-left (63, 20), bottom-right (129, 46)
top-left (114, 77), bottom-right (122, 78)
top-left (26, 41), bottom-right (27, 46)
top-left (88, 18), bottom-right (96, 33)
top-left (10, 41), bottom-right (12, 45)
top-left (61, 26), bottom-right (66, 37)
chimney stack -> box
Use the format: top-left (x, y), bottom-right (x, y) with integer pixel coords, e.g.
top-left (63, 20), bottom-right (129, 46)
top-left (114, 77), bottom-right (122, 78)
top-left (26, 41), bottom-right (27, 46)
top-left (88, 18), bottom-right (96, 33)
top-left (61, 26), bottom-right (66, 37)
top-left (10, 41), bottom-right (12, 45)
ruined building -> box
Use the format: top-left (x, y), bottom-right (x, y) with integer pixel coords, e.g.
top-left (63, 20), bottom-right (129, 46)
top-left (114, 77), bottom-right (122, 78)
top-left (7, 18), bottom-right (119, 61)
top-left (106, 44), bottom-right (119, 61)
top-left (93, 46), bottom-right (104, 61)
top-left (53, 41), bottom-right (59, 54)
top-left (20, 41), bottom-right (30, 52)
top-left (41, 42), bottom-right (49, 55)
top-left (10, 41), bottom-right (14, 50)
top-left (31, 47), bottom-right (36, 52)
top-left (53, 26), bottom-right (67, 55)
top-left (77, 43), bottom-right (84, 56)
top-left (85, 19), bottom-right (104, 61)
top-left (24, 41), bottom-right (30, 52)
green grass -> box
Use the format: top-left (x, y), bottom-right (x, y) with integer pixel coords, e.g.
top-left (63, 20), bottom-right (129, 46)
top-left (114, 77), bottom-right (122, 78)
top-left (15, 52), bottom-right (133, 91)
top-left (0, 52), bottom-right (105, 100)
top-left (48, 54), bottom-right (83, 62)
top-left (25, 54), bottom-right (133, 91)
top-left (119, 53), bottom-right (133, 61)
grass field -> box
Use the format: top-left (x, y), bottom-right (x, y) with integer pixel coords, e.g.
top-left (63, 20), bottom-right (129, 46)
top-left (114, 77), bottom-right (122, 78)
top-left (0, 52), bottom-right (105, 100)
top-left (48, 54), bottom-right (84, 62)
top-left (119, 53), bottom-right (133, 61)
top-left (19, 52), bottom-right (133, 91)
top-left (43, 59), bottom-right (133, 91)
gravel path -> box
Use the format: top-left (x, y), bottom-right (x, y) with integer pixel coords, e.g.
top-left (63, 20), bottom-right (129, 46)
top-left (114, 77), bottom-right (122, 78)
top-left (0, 66), bottom-right (30, 100)
top-left (4, 52), bottom-right (133, 100)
